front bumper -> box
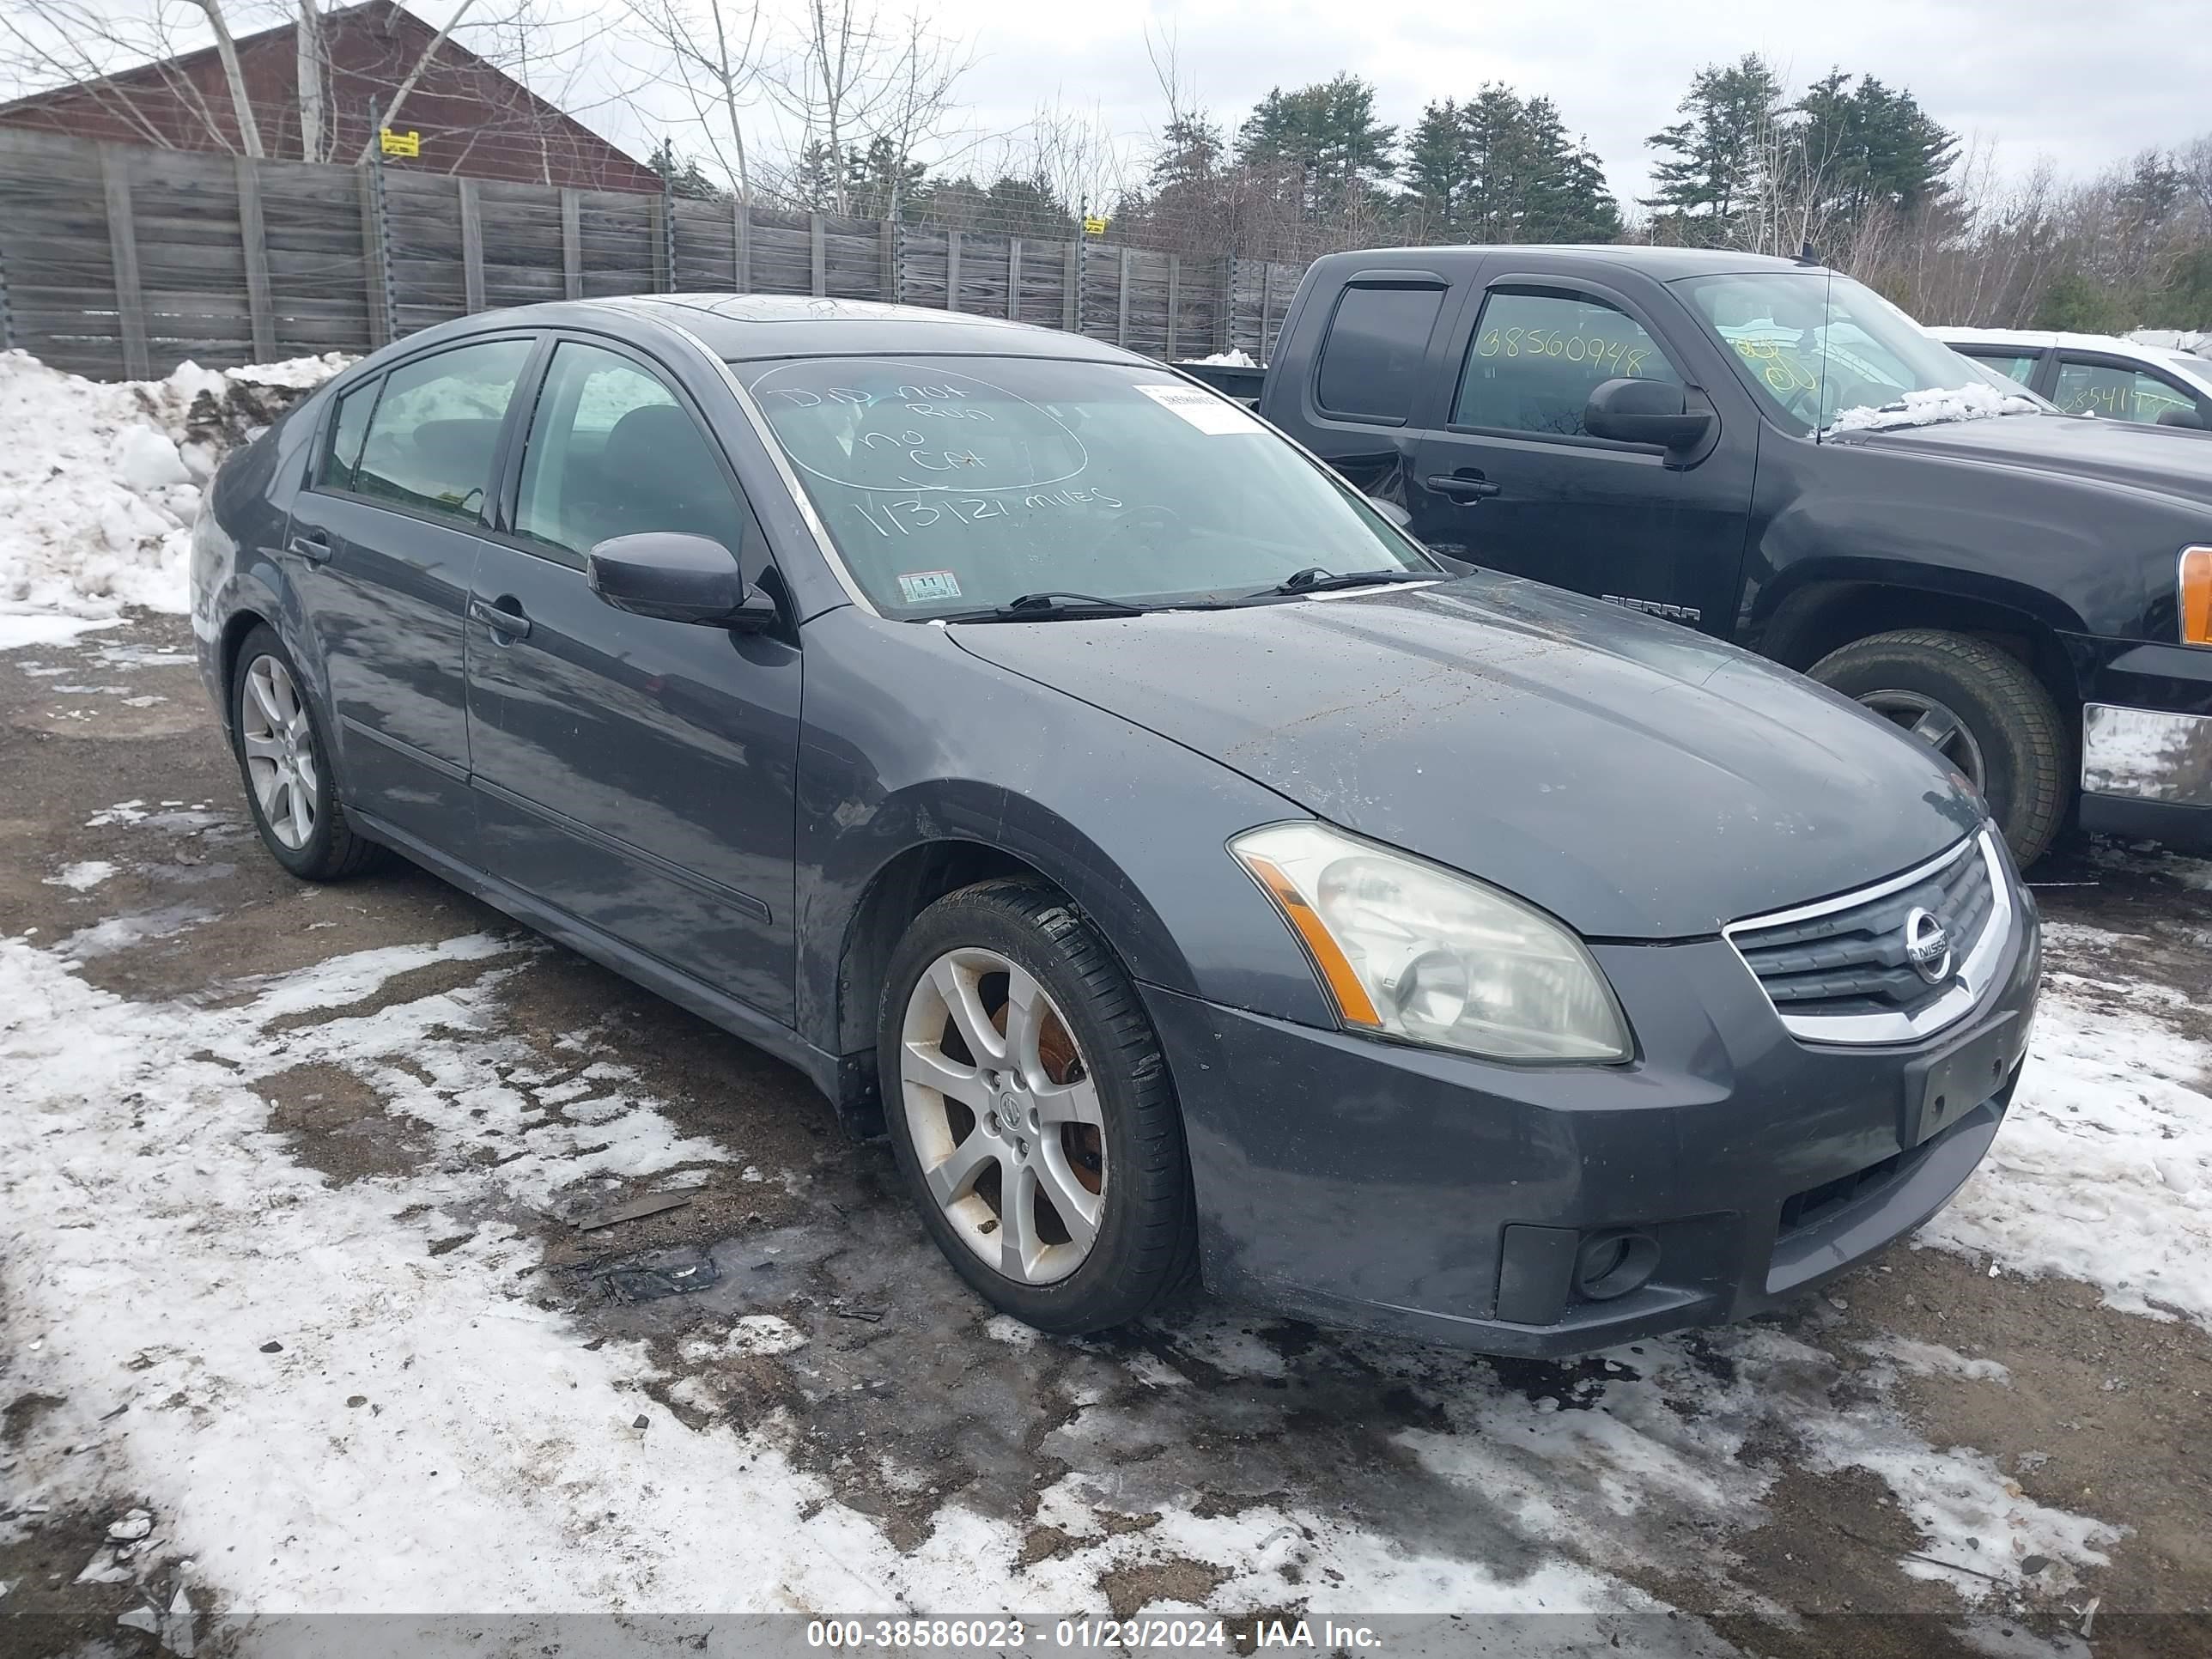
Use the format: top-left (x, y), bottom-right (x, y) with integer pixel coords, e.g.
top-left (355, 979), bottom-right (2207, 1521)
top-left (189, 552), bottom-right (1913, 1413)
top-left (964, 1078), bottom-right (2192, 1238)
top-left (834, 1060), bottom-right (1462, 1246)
top-left (1144, 887), bottom-right (2041, 1358)
top-left (2069, 635), bottom-right (2212, 850)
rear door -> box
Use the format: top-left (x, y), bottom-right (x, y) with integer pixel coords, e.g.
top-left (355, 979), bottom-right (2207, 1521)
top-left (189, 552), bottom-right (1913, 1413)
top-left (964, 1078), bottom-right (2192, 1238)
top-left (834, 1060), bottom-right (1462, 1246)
top-left (1407, 271), bottom-right (1757, 635)
top-left (464, 333), bottom-right (802, 1022)
top-left (284, 333), bottom-right (538, 848)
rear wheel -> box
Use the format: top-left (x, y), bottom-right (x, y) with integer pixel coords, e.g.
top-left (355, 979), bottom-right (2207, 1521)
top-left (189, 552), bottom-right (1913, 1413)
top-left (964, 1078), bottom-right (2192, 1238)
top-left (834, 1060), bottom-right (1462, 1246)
top-left (1808, 628), bottom-right (2068, 866)
top-left (878, 880), bottom-right (1195, 1334)
top-left (228, 624), bottom-right (385, 881)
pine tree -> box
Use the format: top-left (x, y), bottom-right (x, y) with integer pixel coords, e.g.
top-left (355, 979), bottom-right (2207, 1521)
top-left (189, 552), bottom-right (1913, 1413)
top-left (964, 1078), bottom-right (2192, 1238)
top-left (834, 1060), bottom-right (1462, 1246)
top-left (647, 138), bottom-right (722, 201)
top-left (1404, 100), bottom-right (1466, 233)
top-left (1644, 54), bottom-right (1784, 242)
top-left (1236, 75), bottom-right (1396, 220)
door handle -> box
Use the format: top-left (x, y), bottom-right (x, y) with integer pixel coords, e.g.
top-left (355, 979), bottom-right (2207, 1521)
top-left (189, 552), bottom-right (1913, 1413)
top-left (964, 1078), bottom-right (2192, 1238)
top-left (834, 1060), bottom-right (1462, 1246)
top-left (286, 531), bottom-right (333, 562)
top-left (469, 597), bottom-right (532, 641)
top-left (1425, 474), bottom-right (1501, 502)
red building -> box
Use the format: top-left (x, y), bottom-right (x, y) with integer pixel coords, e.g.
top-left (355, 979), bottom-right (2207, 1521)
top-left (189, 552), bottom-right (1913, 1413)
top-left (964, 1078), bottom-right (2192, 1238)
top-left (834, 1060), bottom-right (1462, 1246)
top-left (0, 0), bottom-right (660, 192)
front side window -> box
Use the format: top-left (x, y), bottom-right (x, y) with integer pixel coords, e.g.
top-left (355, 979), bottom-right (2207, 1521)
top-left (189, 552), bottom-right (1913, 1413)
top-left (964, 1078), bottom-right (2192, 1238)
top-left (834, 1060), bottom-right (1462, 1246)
top-left (1452, 290), bottom-right (1680, 437)
top-left (1677, 270), bottom-right (2039, 436)
top-left (738, 356), bottom-right (1431, 617)
top-left (1316, 285), bottom-right (1445, 422)
top-left (351, 337), bottom-right (533, 526)
top-left (1966, 351), bottom-right (2039, 387)
top-left (516, 340), bottom-right (750, 560)
top-left (2053, 359), bottom-right (2198, 424)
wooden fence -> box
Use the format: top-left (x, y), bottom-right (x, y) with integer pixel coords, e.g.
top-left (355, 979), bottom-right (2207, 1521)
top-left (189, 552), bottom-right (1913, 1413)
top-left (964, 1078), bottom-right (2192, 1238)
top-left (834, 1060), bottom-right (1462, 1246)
top-left (0, 127), bottom-right (1307, 382)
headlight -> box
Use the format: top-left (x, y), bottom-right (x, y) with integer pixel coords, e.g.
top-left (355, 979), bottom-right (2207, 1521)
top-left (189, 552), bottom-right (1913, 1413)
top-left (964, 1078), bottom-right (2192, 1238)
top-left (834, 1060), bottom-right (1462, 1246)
top-left (1231, 822), bottom-right (1632, 1062)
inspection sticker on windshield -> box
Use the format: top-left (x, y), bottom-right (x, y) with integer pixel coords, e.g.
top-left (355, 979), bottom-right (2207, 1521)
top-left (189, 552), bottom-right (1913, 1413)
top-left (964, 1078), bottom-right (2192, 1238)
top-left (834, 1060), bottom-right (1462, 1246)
top-left (1134, 381), bottom-right (1264, 434)
top-left (896, 569), bottom-right (962, 604)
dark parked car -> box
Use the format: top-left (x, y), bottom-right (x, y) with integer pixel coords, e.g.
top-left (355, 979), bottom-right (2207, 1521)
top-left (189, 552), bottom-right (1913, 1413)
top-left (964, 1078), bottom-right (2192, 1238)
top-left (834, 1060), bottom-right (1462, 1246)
top-left (191, 296), bottom-right (2040, 1357)
top-left (1236, 246), bottom-right (2212, 866)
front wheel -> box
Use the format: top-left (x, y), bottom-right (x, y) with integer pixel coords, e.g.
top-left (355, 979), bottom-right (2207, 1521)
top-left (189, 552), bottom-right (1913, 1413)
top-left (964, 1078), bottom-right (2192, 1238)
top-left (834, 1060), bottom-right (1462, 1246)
top-left (877, 880), bottom-right (1195, 1334)
top-left (1808, 628), bottom-right (2069, 867)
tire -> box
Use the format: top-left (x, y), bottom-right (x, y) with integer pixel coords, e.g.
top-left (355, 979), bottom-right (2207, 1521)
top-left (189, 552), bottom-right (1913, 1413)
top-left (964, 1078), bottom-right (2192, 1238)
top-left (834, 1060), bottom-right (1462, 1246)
top-left (877, 879), bottom-right (1196, 1335)
top-left (227, 624), bottom-right (386, 881)
top-left (1808, 629), bottom-right (2069, 867)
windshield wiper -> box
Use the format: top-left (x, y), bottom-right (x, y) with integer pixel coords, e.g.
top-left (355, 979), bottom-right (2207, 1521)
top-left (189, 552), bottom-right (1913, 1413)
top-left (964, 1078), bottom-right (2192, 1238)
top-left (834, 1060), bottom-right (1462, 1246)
top-left (1268, 567), bottom-right (1437, 596)
top-left (939, 591), bottom-right (1153, 623)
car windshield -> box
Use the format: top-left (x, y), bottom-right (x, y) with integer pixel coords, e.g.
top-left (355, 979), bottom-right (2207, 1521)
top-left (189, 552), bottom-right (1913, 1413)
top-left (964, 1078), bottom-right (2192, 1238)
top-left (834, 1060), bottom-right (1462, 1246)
top-left (734, 356), bottom-right (1431, 617)
top-left (1674, 270), bottom-right (2044, 438)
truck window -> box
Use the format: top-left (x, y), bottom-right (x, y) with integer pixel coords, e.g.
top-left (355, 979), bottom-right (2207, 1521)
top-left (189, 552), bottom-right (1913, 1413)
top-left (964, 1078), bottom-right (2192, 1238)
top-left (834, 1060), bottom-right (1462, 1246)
top-left (2053, 359), bottom-right (2197, 424)
top-left (1316, 284), bottom-right (1446, 422)
top-left (1453, 290), bottom-right (1680, 438)
top-left (1954, 349), bottom-right (2038, 386)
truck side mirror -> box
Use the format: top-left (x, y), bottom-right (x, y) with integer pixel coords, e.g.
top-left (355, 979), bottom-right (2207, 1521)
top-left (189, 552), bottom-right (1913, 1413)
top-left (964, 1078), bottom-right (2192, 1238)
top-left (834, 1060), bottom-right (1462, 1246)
top-left (1584, 378), bottom-right (1715, 453)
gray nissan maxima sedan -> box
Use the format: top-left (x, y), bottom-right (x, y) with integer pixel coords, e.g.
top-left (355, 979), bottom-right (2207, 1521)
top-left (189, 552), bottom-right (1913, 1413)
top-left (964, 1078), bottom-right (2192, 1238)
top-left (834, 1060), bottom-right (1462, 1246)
top-left (190, 295), bottom-right (2042, 1356)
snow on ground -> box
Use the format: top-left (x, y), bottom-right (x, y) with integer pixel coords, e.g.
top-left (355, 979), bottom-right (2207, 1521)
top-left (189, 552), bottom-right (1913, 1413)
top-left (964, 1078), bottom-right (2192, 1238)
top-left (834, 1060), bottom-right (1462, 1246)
top-left (0, 929), bottom-right (1700, 1645)
top-left (1922, 933), bottom-right (2212, 1328)
top-left (0, 349), bottom-right (349, 617)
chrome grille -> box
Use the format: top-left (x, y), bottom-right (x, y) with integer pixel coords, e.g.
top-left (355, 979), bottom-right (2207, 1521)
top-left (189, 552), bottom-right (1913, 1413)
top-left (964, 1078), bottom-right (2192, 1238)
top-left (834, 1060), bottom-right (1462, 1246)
top-left (1725, 830), bottom-right (2014, 1045)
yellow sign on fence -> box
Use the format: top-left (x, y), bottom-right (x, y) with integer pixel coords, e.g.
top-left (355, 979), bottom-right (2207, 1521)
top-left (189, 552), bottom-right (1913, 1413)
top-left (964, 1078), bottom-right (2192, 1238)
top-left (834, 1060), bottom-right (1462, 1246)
top-left (380, 128), bottom-right (421, 159)
top-left (1082, 215), bottom-right (1109, 236)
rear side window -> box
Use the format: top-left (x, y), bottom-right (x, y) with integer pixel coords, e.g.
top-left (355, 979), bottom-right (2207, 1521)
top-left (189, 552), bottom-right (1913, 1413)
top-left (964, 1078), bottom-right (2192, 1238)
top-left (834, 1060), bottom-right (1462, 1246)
top-left (1316, 285), bottom-right (1445, 422)
top-left (1453, 290), bottom-right (1680, 437)
top-left (317, 378), bottom-right (378, 490)
top-left (350, 337), bottom-right (533, 526)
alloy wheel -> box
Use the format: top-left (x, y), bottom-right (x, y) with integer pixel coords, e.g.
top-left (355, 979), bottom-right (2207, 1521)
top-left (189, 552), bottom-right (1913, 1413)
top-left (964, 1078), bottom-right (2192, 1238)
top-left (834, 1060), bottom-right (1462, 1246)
top-left (240, 653), bottom-right (319, 849)
top-left (1856, 688), bottom-right (1987, 793)
top-left (898, 946), bottom-right (1107, 1285)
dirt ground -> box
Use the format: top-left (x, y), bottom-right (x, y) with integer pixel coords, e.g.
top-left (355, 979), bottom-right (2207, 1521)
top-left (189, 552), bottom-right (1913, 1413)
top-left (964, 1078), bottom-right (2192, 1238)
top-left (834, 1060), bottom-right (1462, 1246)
top-left (3, 611), bottom-right (2209, 1658)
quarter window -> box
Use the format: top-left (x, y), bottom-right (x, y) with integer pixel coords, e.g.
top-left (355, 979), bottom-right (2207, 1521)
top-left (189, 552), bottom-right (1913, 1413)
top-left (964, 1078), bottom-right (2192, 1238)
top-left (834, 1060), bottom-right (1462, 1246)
top-left (515, 341), bottom-right (751, 561)
top-left (2053, 359), bottom-right (2198, 424)
top-left (318, 378), bottom-right (378, 490)
top-left (1454, 290), bottom-right (1680, 436)
top-left (350, 337), bottom-right (532, 526)
top-left (1316, 285), bottom-right (1445, 422)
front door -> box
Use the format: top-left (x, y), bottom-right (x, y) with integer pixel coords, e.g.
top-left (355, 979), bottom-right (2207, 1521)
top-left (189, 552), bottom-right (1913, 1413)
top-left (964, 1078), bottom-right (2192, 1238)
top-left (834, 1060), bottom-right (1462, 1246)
top-left (284, 334), bottom-right (537, 845)
top-left (1408, 281), bottom-right (1756, 636)
top-left (464, 336), bottom-right (802, 1022)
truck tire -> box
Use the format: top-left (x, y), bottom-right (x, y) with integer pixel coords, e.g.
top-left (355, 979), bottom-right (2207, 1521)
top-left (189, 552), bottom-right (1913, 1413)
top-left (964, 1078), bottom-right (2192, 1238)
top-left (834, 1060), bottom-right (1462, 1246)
top-left (1808, 629), bottom-right (2068, 867)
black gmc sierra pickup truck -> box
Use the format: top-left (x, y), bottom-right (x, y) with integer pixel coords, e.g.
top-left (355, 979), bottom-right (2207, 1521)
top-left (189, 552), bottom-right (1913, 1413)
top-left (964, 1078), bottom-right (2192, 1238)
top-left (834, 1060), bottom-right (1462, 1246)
top-left (1193, 246), bottom-right (2212, 865)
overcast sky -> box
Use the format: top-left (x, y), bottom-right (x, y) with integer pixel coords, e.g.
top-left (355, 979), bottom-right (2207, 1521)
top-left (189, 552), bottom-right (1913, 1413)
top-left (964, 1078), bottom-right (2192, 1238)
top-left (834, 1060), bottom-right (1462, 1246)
top-left (701, 0), bottom-right (2208, 204)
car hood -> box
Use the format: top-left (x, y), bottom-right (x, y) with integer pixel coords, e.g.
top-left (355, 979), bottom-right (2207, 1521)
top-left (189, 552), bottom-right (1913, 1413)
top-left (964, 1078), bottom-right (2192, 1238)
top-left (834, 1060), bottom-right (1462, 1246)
top-left (1833, 411), bottom-right (2212, 509)
top-left (950, 574), bottom-right (1984, 940)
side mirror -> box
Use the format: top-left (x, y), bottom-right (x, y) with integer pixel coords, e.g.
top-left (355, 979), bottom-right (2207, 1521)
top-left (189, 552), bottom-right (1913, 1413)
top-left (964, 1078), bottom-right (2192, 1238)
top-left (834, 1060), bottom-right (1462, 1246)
top-left (1365, 495), bottom-right (1413, 530)
top-left (586, 532), bottom-right (777, 630)
top-left (1583, 378), bottom-right (1715, 453)
top-left (2157, 407), bottom-right (2209, 430)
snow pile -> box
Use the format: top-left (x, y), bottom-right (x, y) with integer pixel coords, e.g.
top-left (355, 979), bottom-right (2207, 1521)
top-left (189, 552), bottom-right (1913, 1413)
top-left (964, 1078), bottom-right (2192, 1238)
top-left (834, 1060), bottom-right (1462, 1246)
top-left (0, 349), bottom-right (349, 617)
top-left (1922, 927), bottom-right (2212, 1328)
top-left (1825, 380), bottom-right (2042, 436)
top-left (1182, 348), bottom-right (1257, 367)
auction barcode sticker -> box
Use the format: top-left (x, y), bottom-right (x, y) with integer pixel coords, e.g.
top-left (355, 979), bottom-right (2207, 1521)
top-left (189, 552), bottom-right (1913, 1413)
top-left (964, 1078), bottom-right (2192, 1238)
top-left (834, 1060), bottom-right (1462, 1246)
top-left (1134, 381), bottom-right (1264, 434)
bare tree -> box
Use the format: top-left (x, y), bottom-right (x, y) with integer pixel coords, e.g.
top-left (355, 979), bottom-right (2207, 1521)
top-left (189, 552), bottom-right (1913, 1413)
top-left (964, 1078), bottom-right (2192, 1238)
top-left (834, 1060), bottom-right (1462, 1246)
top-left (0, 0), bottom-right (259, 153)
top-left (621, 0), bottom-right (765, 200)
top-left (295, 0), bottom-right (324, 161)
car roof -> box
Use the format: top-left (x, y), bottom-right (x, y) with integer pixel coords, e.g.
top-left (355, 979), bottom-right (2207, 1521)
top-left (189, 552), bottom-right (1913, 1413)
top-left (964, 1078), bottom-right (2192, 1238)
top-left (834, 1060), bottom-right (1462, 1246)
top-left (1302, 244), bottom-right (1823, 282)
top-left (1933, 327), bottom-right (2212, 385)
top-left (586, 294), bottom-right (1149, 365)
